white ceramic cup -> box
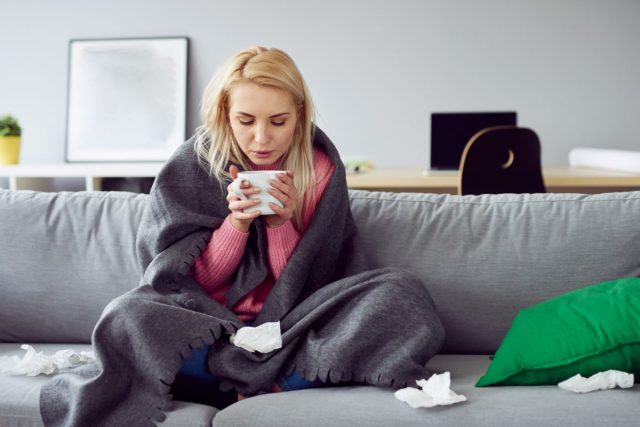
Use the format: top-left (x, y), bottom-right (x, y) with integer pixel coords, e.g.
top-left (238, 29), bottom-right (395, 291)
top-left (231, 170), bottom-right (285, 215)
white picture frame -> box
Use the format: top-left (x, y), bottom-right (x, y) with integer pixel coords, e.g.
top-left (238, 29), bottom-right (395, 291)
top-left (65, 37), bottom-right (188, 162)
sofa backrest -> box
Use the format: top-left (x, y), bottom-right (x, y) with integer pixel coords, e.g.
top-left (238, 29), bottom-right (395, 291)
top-left (348, 190), bottom-right (640, 354)
top-left (2, 189), bottom-right (639, 353)
top-left (0, 190), bottom-right (147, 343)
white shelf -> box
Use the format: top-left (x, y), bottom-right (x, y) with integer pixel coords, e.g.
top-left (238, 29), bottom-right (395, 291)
top-left (0, 163), bottom-right (163, 191)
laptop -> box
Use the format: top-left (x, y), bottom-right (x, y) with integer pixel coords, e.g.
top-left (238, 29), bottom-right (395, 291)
top-left (430, 111), bottom-right (517, 170)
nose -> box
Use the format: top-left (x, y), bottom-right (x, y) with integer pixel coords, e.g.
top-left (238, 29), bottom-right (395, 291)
top-left (254, 122), bottom-right (270, 145)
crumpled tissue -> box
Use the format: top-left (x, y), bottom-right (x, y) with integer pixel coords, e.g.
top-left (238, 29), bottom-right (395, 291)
top-left (394, 372), bottom-right (467, 408)
top-left (0, 344), bottom-right (95, 376)
top-left (229, 321), bottom-right (282, 353)
top-left (558, 370), bottom-right (634, 393)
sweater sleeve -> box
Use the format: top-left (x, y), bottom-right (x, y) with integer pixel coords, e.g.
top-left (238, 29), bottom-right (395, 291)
top-left (265, 220), bottom-right (300, 278)
top-left (191, 215), bottom-right (249, 293)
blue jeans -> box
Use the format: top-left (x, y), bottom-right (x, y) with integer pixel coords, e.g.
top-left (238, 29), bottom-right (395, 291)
top-left (177, 345), bottom-right (324, 392)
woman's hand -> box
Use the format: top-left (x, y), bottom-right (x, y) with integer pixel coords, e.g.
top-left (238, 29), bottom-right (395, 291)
top-left (226, 165), bottom-right (262, 232)
top-left (265, 170), bottom-right (298, 229)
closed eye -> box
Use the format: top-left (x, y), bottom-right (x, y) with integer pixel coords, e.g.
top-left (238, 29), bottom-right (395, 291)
top-left (237, 118), bottom-right (286, 126)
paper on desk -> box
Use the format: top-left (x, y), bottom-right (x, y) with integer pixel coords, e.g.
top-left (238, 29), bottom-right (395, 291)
top-left (395, 372), bottom-right (467, 408)
top-left (568, 148), bottom-right (640, 173)
top-left (558, 370), bottom-right (634, 393)
top-left (0, 344), bottom-right (95, 376)
top-left (229, 321), bottom-right (282, 353)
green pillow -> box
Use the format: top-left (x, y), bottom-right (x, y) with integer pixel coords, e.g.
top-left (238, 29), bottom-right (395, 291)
top-left (476, 277), bottom-right (640, 387)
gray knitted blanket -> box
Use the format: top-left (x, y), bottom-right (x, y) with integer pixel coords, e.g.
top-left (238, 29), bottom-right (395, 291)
top-left (40, 128), bottom-right (445, 426)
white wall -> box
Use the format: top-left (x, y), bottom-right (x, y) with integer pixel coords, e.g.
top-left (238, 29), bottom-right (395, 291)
top-left (2, 0), bottom-right (639, 166)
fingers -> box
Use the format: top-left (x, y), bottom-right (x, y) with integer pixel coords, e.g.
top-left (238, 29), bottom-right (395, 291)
top-left (269, 171), bottom-right (297, 201)
top-left (227, 179), bottom-right (260, 199)
top-left (227, 189), bottom-right (262, 214)
top-left (228, 197), bottom-right (261, 213)
top-left (267, 202), bottom-right (289, 220)
top-left (228, 197), bottom-right (262, 226)
top-left (267, 173), bottom-right (297, 224)
top-left (275, 170), bottom-right (294, 187)
top-left (227, 178), bottom-right (262, 221)
top-left (269, 189), bottom-right (296, 209)
top-left (265, 200), bottom-right (290, 228)
top-left (267, 191), bottom-right (292, 214)
top-left (229, 165), bottom-right (239, 180)
top-left (232, 208), bottom-right (261, 222)
top-left (224, 169), bottom-right (297, 228)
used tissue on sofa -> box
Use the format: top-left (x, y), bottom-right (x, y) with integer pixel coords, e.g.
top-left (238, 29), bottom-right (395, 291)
top-left (229, 321), bottom-right (282, 353)
top-left (395, 372), bottom-right (467, 408)
top-left (558, 370), bottom-right (634, 393)
top-left (0, 344), bottom-right (95, 376)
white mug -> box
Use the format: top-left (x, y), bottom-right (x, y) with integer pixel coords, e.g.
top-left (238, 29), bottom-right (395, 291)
top-left (231, 170), bottom-right (285, 215)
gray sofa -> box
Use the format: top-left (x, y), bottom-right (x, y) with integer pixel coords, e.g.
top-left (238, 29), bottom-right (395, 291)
top-left (1, 188), bottom-right (639, 426)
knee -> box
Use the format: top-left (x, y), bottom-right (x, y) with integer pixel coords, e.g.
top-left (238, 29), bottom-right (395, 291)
top-left (101, 285), bottom-right (155, 319)
top-left (376, 267), bottom-right (438, 309)
top-left (374, 267), bottom-right (424, 292)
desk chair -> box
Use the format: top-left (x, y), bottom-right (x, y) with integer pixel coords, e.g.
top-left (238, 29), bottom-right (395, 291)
top-left (458, 126), bottom-right (546, 195)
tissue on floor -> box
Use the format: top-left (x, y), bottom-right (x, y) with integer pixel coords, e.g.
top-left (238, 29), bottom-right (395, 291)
top-left (229, 321), bottom-right (282, 353)
top-left (558, 370), bottom-right (634, 393)
top-left (568, 148), bottom-right (640, 174)
top-left (0, 344), bottom-right (95, 376)
top-left (395, 372), bottom-right (467, 408)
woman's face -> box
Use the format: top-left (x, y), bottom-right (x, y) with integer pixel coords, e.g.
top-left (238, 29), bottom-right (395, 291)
top-left (228, 81), bottom-right (298, 166)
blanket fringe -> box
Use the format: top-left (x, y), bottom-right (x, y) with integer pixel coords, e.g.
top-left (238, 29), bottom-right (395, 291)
top-left (150, 321), bottom-right (237, 424)
top-left (284, 361), bottom-right (412, 389)
top-left (146, 326), bottom-right (417, 425)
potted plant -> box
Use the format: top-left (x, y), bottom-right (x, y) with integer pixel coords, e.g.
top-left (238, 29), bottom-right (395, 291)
top-left (0, 114), bottom-right (22, 164)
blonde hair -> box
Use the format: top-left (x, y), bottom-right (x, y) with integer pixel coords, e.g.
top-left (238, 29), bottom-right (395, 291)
top-left (194, 46), bottom-right (316, 230)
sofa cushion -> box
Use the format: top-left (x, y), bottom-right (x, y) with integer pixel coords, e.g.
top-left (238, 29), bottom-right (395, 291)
top-left (0, 343), bottom-right (219, 427)
top-left (476, 277), bottom-right (640, 386)
top-left (3, 188), bottom-right (640, 354)
top-left (213, 353), bottom-right (640, 427)
top-left (5, 345), bottom-right (638, 427)
top-left (348, 190), bottom-right (640, 354)
top-left (0, 190), bottom-right (147, 343)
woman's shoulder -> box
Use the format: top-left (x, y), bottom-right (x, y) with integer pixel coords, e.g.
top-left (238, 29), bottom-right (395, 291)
top-left (154, 135), bottom-right (222, 190)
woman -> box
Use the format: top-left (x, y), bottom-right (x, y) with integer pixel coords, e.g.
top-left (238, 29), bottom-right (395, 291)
top-left (40, 47), bottom-right (444, 426)
top-left (175, 47), bottom-right (338, 401)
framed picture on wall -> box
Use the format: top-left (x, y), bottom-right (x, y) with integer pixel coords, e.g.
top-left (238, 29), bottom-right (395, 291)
top-left (65, 36), bottom-right (188, 162)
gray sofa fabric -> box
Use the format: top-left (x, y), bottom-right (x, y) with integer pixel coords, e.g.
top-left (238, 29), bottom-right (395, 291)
top-left (214, 354), bottom-right (640, 427)
top-left (4, 344), bottom-right (639, 427)
top-left (0, 343), bottom-right (219, 427)
top-left (0, 190), bottom-right (146, 343)
top-left (1, 188), bottom-right (639, 426)
top-left (349, 190), bottom-right (640, 353)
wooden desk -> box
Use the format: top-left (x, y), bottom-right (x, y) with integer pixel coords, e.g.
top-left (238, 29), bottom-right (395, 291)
top-left (1, 164), bottom-right (639, 194)
top-left (346, 166), bottom-right (640, 194)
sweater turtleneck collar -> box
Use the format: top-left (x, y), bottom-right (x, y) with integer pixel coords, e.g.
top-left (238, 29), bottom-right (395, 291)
top-left (246, 156), bottom-right (284, 171)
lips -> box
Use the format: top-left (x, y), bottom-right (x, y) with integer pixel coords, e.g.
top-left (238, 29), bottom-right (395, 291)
top-left (253, 151), bottom-right (274, 159)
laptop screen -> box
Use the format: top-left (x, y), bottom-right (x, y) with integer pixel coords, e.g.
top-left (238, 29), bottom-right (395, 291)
top-left (430, 111), bottom-right (517, 170)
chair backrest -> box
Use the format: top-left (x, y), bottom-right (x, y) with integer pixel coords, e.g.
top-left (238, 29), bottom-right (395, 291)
top-left (458, 126), bottom-right (546, 195)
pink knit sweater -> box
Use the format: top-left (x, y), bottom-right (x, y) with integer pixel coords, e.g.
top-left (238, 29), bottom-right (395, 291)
top-left (191, 148), bottom-right (335, 321)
